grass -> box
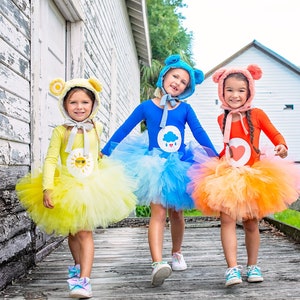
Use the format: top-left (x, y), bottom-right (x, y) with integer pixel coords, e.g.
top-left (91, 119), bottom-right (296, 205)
top-left (135, 206), bottom-right (203, 217)
top-left (273, 209), bottom-right (300, 229)
top-left (136, 205), bottom-right (300, 228)
top-left (184, 209), bottom-right (203, 217)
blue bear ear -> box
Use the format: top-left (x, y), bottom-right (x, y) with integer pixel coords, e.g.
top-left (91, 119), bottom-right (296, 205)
top-left (165, 54), bottom-right (181, 66)
top-left (194, 69), bottom-right (205, 84)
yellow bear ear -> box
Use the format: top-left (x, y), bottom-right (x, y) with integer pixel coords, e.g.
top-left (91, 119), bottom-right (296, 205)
top-left (49, 78), bottom-right (65, 96)
top-left (88, 77), bottom-right (102, 92)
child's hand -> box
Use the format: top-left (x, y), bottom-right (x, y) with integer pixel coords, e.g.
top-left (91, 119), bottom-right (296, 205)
top-left (43, 190), bottom-right (54, 208)
top-left (274, 144), bottom-right (288, 158)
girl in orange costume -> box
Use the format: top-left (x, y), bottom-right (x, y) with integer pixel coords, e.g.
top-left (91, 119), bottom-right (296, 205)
top-left (188, 64), bottom-right (300, 287)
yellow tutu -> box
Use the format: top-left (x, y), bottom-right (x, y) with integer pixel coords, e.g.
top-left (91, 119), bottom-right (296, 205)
top-left (16, 157), bottom-right (137, 236)
top-left (188, 155), bottom-right (300, 221)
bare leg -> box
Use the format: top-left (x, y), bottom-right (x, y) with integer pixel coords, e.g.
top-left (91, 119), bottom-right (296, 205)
top-left (220, 212), bottom-right (237, 267)
top-left (70, 231), bottom-right (94, 278)
top-left (148, 203), bottom-right (167, 262)
top-left (68, 234), bottom-right (81, 265)
top-left (243, 218), bottom-right (260, 266)
top-left (168, 208), bottom-right (185, 254)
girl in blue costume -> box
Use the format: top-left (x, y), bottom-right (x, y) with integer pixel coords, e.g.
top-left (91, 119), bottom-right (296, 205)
top-left (16, 77), bottom-right (136, 299)
top-left (101, 55), bottom-right (218, 286)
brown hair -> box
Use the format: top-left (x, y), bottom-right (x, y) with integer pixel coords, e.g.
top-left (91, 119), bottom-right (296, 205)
top-left (222, 73), bottom-right (260, 156)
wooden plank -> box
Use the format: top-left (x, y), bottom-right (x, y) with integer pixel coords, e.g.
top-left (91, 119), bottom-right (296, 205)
top-left (1, 219), bottom-right (300, 299)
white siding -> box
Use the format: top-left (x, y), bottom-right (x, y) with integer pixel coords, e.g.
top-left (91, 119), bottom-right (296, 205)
top-left (80, 0), bottom-right (141, 144)
top-left (188, 46), bottom-right (300, 161)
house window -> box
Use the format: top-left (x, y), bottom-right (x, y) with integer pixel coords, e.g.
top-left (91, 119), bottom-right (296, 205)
top-left (283, 104), bottom-right (294, 110)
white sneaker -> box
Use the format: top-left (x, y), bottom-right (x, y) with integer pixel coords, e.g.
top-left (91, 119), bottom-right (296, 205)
top-left (68, 277), bottom-right (93, 298)
top-left (171, 252), bottom-right (187, 271)
top-left (151, 262), bottom-right (172, 286)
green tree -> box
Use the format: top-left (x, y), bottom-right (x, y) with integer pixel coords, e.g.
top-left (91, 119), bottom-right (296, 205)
top-left (141, 0), bottom-right (194, 101)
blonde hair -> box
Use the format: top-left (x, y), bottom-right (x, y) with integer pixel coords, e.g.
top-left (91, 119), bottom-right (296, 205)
top-left (154, 87), bottom-right (163, 98)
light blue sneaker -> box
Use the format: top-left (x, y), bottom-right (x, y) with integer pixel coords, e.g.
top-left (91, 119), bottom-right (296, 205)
top-left (225, 265), bottom-right (243, 286)
top-left (247, 265), bottom-right (264, 282)
top-left (67, 277), bottom-right (92, 298)
top-left (68, 264), bottom-right (80, 278)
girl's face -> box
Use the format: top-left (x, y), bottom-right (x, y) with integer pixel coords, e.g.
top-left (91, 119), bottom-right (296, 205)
top-left (224, 77), bottom-right (249, 109)
top-left (163, 68), bottom-right (190, 97)
top-left (64, 90), bottom-right (93, 122)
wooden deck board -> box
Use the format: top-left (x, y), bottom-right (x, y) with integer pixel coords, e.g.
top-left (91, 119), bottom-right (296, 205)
top-left (1, 219), bottom-right (300, 299)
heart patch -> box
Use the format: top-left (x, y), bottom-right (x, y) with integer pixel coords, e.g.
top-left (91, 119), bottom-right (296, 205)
top-left (230, 145), bottom-right (245, 161)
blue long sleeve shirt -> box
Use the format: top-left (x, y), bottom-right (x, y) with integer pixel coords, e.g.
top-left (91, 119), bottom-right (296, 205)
top-left (102, 99), bottom-right (218, 156)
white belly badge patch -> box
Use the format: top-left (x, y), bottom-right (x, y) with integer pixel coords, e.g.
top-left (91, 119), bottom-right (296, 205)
top-left (226, 138), bottom-right (251, 167)
top-left (66, 148), bottom-right (94, 178)
top-left (157, 125), bottom-right (181, 153)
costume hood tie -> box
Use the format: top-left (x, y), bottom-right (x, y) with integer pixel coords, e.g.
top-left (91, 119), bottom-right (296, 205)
top-left (64, 118), bottom-right (94, 156)
top-left (159, 92), bottom-right (178, 128)
top-left (212, 64), bottom-right (262, 144)
top-left (221, 106), bottom-right (251, 144)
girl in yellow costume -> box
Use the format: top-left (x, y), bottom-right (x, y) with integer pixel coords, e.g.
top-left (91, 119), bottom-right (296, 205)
top-left (16, 77), bottom-right (136, 299)
top-left (188, 65), bottom-right (300, 287)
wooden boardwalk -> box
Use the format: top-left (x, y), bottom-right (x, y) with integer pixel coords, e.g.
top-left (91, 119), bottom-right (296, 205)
top-left (1, 218), bottom-right (300, 299)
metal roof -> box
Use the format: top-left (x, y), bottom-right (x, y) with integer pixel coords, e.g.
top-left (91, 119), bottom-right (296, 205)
top-left (205, 39), bottom-right (300, 77)
top-left (126, 0), bottom-right (152, 67)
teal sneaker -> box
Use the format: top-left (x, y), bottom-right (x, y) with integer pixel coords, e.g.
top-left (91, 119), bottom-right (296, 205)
top-left (247, 265), bottom-right (264, 283)
top-left (225, 266), bottom-right (242, 286)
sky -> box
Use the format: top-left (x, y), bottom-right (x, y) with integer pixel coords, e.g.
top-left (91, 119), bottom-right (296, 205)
top-left (179, 0), bottom-right (300, 73)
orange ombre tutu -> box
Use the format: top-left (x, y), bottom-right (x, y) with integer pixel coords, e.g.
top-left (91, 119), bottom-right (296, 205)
top-left (188, 151), bottom-right (300, 221)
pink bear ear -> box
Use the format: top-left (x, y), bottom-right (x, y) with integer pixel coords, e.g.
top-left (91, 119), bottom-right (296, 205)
top-left (247, 64), bottom-right (262, 80)
top-left (212, 68), bottom-right (226, 83)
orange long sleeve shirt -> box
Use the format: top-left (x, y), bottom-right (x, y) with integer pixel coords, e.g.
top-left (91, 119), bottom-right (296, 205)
top-left (218, 108), bottom-right (287, 166)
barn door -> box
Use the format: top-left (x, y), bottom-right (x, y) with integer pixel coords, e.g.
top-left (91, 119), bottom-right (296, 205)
top-left (31, 0), bottom-right (67, 168)
top-left (31, 0), bottom-right (84, 167)
top-left (30, 0), bottom-right (84, 258)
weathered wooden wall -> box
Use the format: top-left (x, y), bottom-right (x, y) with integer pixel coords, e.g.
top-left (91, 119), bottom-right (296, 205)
top-left (0, 0), bottom-right (35, 290)
top-left (0, 0), bottom-right (147, 290)
top-left (79, 0), bottom-right (142, 142)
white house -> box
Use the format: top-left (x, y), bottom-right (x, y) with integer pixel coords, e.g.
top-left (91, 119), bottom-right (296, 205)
top-left (187, 40), bottom-right (300, 162)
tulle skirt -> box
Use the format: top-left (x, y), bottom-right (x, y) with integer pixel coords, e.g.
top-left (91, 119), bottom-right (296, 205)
top-left (15, 157), bottom-right (137, 236)
top-left (187, 149), bottom-right (300, 221)
top-left (108, 132), bottom-right (216, 211)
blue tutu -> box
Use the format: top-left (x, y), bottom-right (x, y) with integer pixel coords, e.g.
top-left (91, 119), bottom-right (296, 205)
top-left (107, 131), bottom-right (214, 211)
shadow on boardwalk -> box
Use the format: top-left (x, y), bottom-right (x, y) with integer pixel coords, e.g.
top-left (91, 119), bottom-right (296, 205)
top-left (1, 218), bottom-right (300, 299)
